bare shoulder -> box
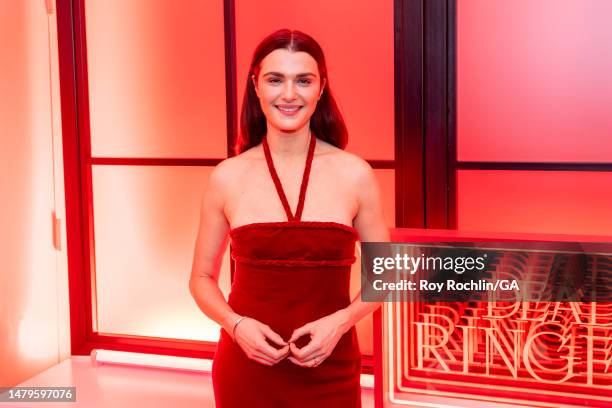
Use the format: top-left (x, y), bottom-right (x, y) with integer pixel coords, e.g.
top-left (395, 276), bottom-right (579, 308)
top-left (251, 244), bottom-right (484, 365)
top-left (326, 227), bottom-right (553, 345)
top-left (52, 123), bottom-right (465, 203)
top-left (207, 148), bottom-right (259, 197)
top-left (317, 139), bottom-right (374, 188)
top-left (321, 142), bottom-right (387, 240)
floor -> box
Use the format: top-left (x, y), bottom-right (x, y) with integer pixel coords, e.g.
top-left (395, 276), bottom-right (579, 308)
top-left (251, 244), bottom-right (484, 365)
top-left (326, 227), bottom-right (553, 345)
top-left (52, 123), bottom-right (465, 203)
top-left (0, 356), bottom-right (376, 407)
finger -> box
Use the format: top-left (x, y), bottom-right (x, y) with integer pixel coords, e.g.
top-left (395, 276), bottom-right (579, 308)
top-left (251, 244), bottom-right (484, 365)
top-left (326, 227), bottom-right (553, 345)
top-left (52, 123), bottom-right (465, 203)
top-left (289, 341), bottom-right (309, 360)
top-left (288, 348), bottom-right (324, 367)
top-left (313, 354), bottom-right (328, 367)
top-left (288, 324), bottom-right (313, 343)
top-left (262, 325), bottom-right (287, 347)
top-left (297, 347), bottom-right (324, 363)
top-left (271, 345), bottom-right (290, 363)
top-left (288, 355), bottom-right (320, 368)
top-left (257, 339), bottom-right (288, 361)
top-left (273, 348), bottom-right (290, 362)
top-left (289, 338), bottom-right (321, 361)
top-left (250, 349), bottom-right (276, 365)
top-left (288, 356), bottom-right (311, 368)
top-left (250, 355), bottom-right (274, 366)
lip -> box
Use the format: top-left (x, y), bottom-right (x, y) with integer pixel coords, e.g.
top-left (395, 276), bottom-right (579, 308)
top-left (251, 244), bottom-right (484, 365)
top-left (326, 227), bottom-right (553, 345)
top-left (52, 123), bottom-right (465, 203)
top-left (275, 105), bottom-right (303, 117)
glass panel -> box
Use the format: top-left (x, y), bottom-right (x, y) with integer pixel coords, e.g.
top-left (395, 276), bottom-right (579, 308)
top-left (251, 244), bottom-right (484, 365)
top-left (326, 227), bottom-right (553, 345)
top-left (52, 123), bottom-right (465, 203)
top-left (458, 170), bottom-right (612, 236)
top-left (92, 165), bottom-right (230, 341)
top-left (458, 0), bottom-right (612, 162)
top-left (235, 0), bottom-right (394, 160)
top-left (351, 169), bottom-right (395, 355)
top-left (85, 0), bottom-right (227, 158)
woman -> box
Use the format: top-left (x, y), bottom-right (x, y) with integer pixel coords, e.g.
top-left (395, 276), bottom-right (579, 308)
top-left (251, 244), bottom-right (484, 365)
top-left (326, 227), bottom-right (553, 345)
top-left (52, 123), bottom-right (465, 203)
top-left (189, 29), bottom-right (388, 407)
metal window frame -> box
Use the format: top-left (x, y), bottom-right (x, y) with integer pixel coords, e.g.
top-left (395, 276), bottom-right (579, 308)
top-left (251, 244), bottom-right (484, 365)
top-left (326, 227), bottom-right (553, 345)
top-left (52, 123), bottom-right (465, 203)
top-left (56, 0), bottom-right (403, 372)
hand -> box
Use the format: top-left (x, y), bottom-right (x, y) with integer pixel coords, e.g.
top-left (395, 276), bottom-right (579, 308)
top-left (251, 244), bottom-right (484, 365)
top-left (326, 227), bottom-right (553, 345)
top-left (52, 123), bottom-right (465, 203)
top-left (233, 317), bottom-right (290, 366)
top-left (287, 310), bottom-right (351, 368)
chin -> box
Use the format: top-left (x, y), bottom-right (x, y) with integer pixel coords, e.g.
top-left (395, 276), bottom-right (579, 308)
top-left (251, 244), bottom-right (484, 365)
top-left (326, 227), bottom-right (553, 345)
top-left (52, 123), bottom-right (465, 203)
top-left (271, 119), bottom-right (308, 133)
top-left (275, 126), bottom-right (304, 133)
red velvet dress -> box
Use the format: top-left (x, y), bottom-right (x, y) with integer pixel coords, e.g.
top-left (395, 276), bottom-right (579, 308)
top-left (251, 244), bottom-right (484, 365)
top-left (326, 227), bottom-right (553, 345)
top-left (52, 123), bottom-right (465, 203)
top-left (212, 135), bottom-right (362, 407)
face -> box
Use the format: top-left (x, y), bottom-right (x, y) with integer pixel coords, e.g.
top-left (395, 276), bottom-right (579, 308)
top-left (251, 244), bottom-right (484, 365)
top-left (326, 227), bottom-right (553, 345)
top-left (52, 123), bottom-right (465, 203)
top-left (253, 48), bottom-right (325, 133)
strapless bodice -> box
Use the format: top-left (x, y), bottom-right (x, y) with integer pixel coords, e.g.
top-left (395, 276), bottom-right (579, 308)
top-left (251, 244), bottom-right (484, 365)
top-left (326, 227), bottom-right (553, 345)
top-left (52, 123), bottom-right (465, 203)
top-left (229, 221), bottom-right (359, 267)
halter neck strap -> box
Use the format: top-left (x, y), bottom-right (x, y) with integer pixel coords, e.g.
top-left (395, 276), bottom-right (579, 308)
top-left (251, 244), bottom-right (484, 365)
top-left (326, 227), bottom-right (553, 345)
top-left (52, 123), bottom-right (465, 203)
top-left (262, 133), bottom-right (316, 222)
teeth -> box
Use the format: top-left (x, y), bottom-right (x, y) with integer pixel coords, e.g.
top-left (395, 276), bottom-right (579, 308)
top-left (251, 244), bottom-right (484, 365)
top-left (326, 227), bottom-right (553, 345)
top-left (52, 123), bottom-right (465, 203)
top-left (277, 106), bottom-right (300, 112)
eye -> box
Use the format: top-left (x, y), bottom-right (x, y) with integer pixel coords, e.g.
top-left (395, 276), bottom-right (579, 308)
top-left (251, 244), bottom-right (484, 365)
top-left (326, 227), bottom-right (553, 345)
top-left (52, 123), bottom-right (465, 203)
top-left (298, 78), bottom-right (312, 85)
top-left (267, 77), bottom-right (281, 84)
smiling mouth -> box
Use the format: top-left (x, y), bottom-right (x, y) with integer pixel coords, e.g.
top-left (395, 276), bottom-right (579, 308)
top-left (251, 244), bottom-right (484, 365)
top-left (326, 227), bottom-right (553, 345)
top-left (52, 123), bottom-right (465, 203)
top-left (275, 105), bottom-right (303, 113)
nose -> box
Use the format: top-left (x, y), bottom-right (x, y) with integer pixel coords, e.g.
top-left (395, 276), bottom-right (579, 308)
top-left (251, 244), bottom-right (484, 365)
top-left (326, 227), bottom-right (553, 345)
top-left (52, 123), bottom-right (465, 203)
top-left (281, 80), bottom-right (297, 100)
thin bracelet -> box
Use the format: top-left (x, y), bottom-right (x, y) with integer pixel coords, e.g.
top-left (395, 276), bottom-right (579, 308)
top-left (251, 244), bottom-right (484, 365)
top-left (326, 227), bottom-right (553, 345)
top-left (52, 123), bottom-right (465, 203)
top-left (231, 316), bottom-right (247, 342)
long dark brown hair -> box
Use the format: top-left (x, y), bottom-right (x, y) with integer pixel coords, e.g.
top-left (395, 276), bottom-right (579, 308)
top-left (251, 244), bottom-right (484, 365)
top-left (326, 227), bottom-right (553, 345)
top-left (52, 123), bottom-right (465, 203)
top-left (235, 29), bottom-right (348, 155)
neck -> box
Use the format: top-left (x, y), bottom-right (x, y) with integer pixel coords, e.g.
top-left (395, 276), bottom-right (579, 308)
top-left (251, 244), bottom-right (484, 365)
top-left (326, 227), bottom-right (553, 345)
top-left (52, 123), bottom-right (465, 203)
top-left (264, 124), bottom-right (312, 158)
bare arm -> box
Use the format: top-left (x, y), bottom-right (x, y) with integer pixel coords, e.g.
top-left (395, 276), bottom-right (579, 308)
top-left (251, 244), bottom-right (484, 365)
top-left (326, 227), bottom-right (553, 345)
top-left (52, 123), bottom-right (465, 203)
top-left (188, 162), bottom-right (239, 335)
top-left (336, 159), bottom-right (389, 331)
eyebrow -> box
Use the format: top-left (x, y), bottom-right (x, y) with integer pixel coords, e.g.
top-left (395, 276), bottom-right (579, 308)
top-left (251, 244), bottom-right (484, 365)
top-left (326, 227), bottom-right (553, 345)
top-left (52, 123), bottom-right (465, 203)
top-left (262, 72), bottom-right (316, 78)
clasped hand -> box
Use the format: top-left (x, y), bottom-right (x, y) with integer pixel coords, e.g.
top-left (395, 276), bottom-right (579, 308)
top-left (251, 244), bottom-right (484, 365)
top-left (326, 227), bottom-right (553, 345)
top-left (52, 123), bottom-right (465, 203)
top-left (233, 310), bottom-right (349, 368)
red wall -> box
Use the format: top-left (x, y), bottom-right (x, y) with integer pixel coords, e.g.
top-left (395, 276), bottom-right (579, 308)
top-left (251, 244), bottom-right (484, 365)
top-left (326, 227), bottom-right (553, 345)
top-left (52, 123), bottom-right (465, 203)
top-left (457, 0), bottom-right (612, 236)
top-left (235, 0), bottom-right (394, 160)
